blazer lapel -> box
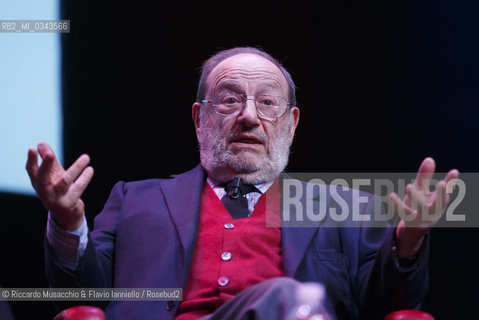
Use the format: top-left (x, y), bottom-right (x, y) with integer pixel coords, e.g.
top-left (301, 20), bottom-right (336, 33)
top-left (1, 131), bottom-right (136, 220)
top-left (282, 227), bottom-right (318, 277)
top-left (281, 177), bottom-right (327, 277)
top-left (160, 164), bottom-right (205, 278)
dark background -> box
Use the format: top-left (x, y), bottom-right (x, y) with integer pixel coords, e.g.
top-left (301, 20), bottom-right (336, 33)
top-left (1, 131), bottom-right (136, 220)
top-left (1, 0), bottom-right (478, 319)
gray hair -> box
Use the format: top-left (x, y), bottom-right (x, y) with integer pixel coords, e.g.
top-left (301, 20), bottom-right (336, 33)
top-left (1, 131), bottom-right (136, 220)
top-left (196, 47), bottom-right (297, 107)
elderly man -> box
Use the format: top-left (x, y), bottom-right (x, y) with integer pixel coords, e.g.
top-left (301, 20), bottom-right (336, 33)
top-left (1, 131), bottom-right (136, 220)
top-left (26, 47), bottom-right (458, 320)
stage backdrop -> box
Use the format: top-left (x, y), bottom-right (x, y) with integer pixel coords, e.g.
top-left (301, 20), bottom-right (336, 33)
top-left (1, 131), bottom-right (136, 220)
top-left (1, 0), bottom-right (478, 319)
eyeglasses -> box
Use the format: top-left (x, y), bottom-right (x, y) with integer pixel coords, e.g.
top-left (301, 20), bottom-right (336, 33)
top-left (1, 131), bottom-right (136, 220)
top-left (201, 93), bottom-right (292, 119)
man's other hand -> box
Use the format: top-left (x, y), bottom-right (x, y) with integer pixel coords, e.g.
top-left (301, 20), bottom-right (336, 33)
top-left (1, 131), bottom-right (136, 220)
top-left (389, 157), bottom-right (459, 258)
top-left (26, 142), bottom-right (94, 231)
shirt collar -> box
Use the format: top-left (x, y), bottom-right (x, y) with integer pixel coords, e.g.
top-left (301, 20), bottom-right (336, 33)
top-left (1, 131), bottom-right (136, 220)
top-left (206, 176), bottom-right (275, 194)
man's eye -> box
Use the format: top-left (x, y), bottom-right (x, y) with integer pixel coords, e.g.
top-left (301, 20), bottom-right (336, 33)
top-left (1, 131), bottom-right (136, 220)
top-left (258, 98), bottom-right (276, 106)
top-left (220, 95), bottom-right (242, 105)
top-left (224, 98), bottom-right (238, 104)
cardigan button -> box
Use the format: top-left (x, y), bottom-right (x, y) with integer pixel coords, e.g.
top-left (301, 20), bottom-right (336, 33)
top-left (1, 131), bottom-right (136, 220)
top-left (166, 300), bottom-right (176, 311)
top-left (224, 223), bottom-right (235, 229)
top-left (221, 251), bottom-right (232, 261)
top-left (218, 276), bottom-right (229, 286)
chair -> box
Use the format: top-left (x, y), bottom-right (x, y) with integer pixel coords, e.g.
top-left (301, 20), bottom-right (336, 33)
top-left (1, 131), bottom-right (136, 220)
top-left (384, 309), bottom-right (435, 320)
top-left (53, 306), bottom-right (105, 320)
top-left (54, 306), bottom-right (434, 320)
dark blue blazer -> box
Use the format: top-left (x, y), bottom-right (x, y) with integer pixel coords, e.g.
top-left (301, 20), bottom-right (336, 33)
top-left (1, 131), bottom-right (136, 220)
top-left (45, 165), bottom-right (429, 320)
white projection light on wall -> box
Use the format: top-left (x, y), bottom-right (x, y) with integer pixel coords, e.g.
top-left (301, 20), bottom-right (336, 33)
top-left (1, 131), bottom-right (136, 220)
top-left (0, 1), bottom-right (63, 195)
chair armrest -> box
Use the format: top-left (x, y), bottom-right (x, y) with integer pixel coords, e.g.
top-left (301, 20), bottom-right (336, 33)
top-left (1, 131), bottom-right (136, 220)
top-left (53, 306), bottom-right (105, 320)
top-left (384, 309), bottom-right (435, 320)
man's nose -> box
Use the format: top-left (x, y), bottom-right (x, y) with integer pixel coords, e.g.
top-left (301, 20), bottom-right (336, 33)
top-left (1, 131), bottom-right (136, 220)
top-left (236, 98), bottom-right (260, 127)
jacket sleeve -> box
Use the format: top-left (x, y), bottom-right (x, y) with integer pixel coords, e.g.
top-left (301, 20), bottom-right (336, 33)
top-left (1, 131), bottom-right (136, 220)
top-left (45, 181), bottom-right (126, 291)
top-left (354, 195), bottom-right (430, 319)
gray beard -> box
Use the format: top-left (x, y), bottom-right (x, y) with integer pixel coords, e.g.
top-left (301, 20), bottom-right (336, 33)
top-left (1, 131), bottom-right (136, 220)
top-left (198, 111), bottom-right (293, 184)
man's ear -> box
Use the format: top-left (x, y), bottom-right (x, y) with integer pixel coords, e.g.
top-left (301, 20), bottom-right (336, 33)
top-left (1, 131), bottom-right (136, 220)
top-left (289, 106), bottom-right (300, 141)
top-left (192, 102), bottom-right (201, 130)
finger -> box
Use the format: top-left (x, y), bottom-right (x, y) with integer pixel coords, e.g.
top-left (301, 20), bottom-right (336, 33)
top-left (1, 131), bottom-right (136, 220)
top-left (69, 166), bottom-right (95, 199)
top-left (389, 192), bottom-right (414, 221)
top-left (56, 154), bottom-right (91, 192)
top-left (36, 151), bottom-right (57, 186)
top-left (406, 183), bottom-right (429, 209)
top-left (429, 180), bottom-right (449, 217)
top-left (444, 169), bottom-right (460, 185)
top-left (443, 169), bottom-right (460, 195)
top-left (37, 142), bottom-right (63, 172)
top-left (26, 147), bottom-right (39, 180)
top-left (402, 183), bottom-right (415, 207)
top-left (415, 157), bottom-right (436, 193)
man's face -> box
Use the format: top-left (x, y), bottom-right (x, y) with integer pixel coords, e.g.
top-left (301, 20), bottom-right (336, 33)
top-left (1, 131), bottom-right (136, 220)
top-left (193, 53), bottom-right (300, 184)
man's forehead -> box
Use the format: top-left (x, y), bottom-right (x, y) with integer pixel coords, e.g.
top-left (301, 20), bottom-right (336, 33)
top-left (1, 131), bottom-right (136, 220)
top-left (216, 80), bottom-right (280, 92)
top-left (215, 53), bottom-right (279, 69)
top-left (208, 53), bottom-right (288, 91)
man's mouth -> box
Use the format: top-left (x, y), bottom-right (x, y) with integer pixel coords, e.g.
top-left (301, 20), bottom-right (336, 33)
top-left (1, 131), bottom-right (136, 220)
top-left (230, 135), bottom-right (264, 147)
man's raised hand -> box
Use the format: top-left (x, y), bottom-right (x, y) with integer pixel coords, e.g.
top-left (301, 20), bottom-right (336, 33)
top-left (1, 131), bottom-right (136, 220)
top-left (389, 157), bottom-right (459, 257)
top-left (26, 142), bottom-right (94, 230)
